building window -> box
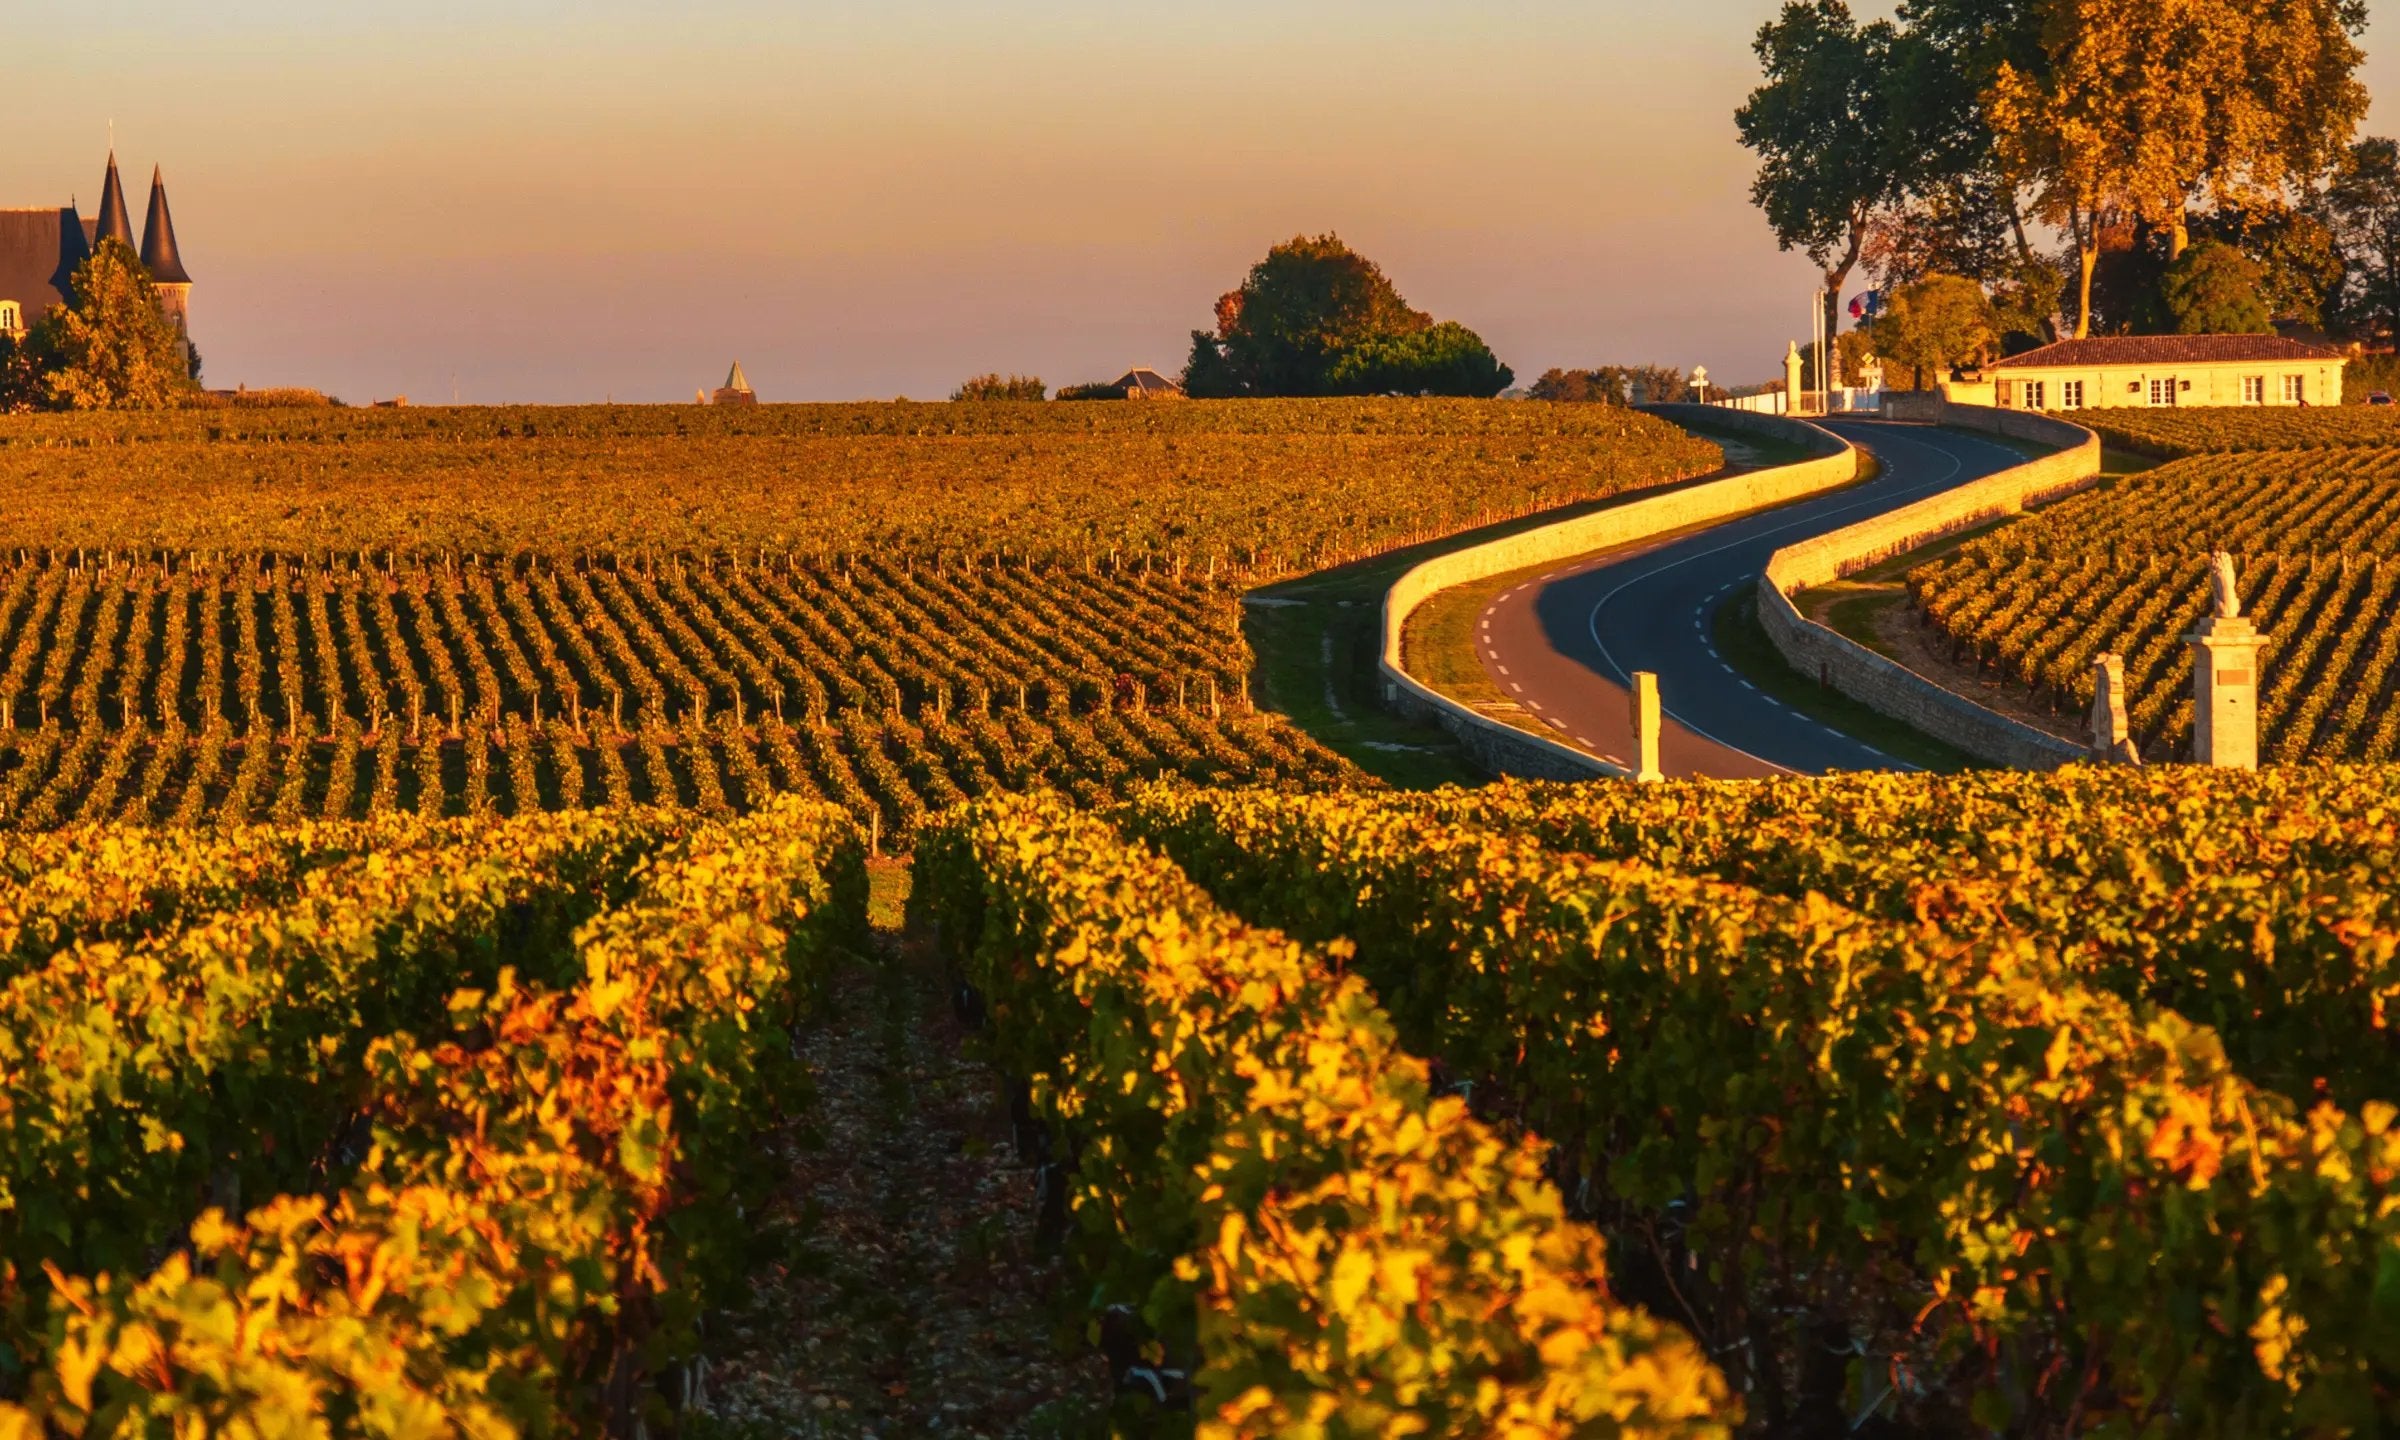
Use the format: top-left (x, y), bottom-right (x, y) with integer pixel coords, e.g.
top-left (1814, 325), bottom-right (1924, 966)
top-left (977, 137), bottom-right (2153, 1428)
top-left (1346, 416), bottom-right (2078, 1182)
top-left (2150, 377), bottom-right (2178, 407)
top-left (2024, 380), bottom-right (2047, 411)
top-left (2244, 376), bottom-right (2266, 404)
top-left (1996, 380), bottom-right (2016, 408)
top-left (0, 301), bottom-right (18, 335)
top-left (2060, 380), bottom-right (2085, 409)
top-left (2285, 375), bottom-right (2307, 403)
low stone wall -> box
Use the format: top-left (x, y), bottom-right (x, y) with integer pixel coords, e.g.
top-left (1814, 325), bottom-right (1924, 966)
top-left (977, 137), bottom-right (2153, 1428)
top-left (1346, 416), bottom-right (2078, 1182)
top-left (1755, 403), bottom-right (2101, 769)
top-left (1381, 410), bottom-right (1859, 780)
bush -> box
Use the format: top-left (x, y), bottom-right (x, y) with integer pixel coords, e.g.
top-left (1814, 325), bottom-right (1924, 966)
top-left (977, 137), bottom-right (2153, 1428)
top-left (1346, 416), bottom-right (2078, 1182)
top-left (1055, 381), bottom-right (1127, 401)
top-left (951, 374), bottom-right (1047, 403)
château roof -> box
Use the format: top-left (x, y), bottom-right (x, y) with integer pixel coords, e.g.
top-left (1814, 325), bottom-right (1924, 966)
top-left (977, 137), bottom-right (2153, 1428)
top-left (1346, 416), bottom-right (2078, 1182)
top-left (140, 166), bottom-right (190, 285)
top-left (0, 207), bottom-right (91, 321)
top-left (1112, 366), bottom-right (1183, 395)
top-left (92, 152), bottom-right (134, 252)
top-left (724, 361), bottom-right (752, 393)
top-left (1990, 335), bottom-right (2346, 370)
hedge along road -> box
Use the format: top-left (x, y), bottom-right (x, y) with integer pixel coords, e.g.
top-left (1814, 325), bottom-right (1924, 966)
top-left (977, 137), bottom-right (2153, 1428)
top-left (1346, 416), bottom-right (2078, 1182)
top-left (1470, 421), bottom-right (2031, 778)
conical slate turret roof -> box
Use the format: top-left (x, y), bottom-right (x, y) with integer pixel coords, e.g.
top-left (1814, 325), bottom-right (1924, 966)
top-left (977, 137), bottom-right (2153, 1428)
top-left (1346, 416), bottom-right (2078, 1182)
top-left (724, 362), bottom-right (752, 393)
top-left (92, 153), bottom-right (134, 251)
top-left (140, 166), bottom-right (190, 284)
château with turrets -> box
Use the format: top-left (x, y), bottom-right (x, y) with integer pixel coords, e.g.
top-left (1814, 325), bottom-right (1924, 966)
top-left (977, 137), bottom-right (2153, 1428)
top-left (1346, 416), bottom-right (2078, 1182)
top-left (0, 152), bottom-right (193, 359)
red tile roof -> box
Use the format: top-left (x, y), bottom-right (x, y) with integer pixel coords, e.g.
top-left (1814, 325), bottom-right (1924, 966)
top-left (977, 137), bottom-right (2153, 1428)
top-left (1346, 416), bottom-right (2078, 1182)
top-left (1990, 335), bottom-right (2345, 369)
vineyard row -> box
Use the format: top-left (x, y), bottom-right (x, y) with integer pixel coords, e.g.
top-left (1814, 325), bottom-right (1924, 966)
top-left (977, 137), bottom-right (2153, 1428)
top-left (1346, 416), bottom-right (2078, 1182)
top-left (1908, 449), bottom-right (2400, 761)
top-left (3, 799), bottom-right (868, 1432)
top-left (0, 554), bottom-right (1258, 737)
top-left (0, 707), bottom-right (1354, 837)
top-left (1120, 785), bottom-right (2400, 1437)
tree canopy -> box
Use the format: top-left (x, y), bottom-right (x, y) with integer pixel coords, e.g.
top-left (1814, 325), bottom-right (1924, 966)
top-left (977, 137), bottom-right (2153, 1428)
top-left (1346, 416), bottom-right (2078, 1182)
top-left (1744, 0), bottom-right (2370, 351)
top-left (2326, 138), bottom-right (2400, 344)
top-left (9, 241), bottom-right (195, 412)
top-left (1528, 365), bottom-right (1687, 406)
top-left (1873, 274), bottom-right (1999, 390)
top-left (1737, 2), bottom-right (1906, 375)
top-left (2159, 242), bottom-right (2276, 334)
top-left (1183, 235), bottom-right (1511, 398)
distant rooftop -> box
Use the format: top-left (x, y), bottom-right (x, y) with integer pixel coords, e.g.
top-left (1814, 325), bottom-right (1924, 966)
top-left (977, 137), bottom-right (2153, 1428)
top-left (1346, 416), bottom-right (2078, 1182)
top-left (1991, 335), bottom-right (2346, 370)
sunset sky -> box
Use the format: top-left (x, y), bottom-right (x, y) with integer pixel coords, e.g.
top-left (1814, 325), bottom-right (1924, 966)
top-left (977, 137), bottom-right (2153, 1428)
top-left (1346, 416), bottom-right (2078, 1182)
top-left (13, 1), bottom-right (2400, 403)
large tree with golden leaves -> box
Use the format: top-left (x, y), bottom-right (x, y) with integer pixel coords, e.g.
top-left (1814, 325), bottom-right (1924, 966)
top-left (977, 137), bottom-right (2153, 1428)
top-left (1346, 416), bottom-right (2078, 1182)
top-left (21, 240), bottom-right (196, 411)
top-left (1987, 0), bottom-right (2365, 337)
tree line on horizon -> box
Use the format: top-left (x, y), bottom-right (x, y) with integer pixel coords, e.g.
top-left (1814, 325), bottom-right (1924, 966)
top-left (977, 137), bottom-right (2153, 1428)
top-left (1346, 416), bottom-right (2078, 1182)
top-left (1740, 0), bottom-right (2400, 383)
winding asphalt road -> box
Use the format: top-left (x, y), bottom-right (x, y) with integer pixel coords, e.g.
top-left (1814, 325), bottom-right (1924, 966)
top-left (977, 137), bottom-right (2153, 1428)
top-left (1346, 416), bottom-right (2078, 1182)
top-left (1471, 422), bottom-right (2031, 779)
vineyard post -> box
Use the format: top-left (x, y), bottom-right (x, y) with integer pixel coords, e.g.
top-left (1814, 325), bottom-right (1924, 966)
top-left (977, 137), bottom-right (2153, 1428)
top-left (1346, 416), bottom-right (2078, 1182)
top-left (1631, 672), bottom-right (1664, 783)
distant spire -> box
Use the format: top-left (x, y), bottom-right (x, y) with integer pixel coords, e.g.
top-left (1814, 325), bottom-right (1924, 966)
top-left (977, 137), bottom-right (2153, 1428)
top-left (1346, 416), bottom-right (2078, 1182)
top-left (725, 361), bottom-right (751, 393)
top-left (93, 151), bottom-right (135, 251)
top-left (140, 165), bottom-right (191, 284)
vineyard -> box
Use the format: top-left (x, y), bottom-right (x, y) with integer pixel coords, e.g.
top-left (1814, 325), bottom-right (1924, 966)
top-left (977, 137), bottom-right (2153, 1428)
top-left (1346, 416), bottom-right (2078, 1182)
top-left (0, 550), bottom-right (1357, 835)
top-left (0, 399), bottom-right (1716, 565)
top-left (2076, 406), bottom-right (2400, 458)
top-left (1076, 770), bottom-right (2400, 1436)
top-left (0, 399), bottom-right (1721, 834)
top-left (1907, 424), bottom-right (2400, 760)
top-left (4, 764), bottom-right (2393, 1431)
top-left (0, 797), bottom-right (869, 1433)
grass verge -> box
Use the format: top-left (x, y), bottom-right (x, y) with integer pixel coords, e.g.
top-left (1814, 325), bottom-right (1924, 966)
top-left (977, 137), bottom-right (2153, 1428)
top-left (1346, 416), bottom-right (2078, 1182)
top-left (1710, 587), bottom-right (1982, 773)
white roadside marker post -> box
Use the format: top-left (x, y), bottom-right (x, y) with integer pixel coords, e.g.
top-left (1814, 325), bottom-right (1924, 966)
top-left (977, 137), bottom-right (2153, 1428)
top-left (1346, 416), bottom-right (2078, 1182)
top-left (1632, 671), bottom-right (1664, 783)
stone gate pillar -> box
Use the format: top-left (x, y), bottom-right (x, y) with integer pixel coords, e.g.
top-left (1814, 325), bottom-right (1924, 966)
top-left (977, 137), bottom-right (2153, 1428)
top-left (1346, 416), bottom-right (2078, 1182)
top-left (1631, 671), bottom-right (1663, 783)
top-left (2090, 654), bottom-right (2140, 765)
top-left (2187, 552), bottom-right (2263, 770)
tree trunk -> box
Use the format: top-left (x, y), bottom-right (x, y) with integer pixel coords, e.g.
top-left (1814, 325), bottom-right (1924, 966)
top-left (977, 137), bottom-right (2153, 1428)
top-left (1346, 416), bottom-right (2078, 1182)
top-left (2006, 197), bottom-right (2062, 343)
top-left (2074, 210), bottom-right (2101, 339)
top-left (1822, 221), bottom-right (1866, 391)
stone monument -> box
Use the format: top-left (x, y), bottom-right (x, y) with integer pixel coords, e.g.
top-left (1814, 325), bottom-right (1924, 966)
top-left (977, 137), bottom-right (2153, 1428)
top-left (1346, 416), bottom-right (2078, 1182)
top-left (1785, 342), bottom-right (1805, 415)
top-left (2186, 551), bottom-right (2262, 769)
top-left (1631, 671), bottom-right (1664, 783)
top-left (2089, 654), bottom-right (2139, 765)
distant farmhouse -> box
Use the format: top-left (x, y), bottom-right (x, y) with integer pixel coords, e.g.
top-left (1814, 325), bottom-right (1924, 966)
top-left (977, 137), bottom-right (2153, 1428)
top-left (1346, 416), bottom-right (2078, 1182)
top-left (1983, 335), bottom-right (2346, 412)
top-left (1113, 366), bottom-right (1184, 399)
top-left (0, 152), bottom-right (193, 361)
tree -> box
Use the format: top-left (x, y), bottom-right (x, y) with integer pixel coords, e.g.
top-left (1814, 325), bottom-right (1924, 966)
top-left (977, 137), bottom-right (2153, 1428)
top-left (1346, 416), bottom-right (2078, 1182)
top-left (0, 331), bottom-right (39, 412)
top-left (2157, 242), bottom-right (2274, 335)
top-left (20, 240), bottom-right (195, 411)
top-left (1872, 274), bottom-right (1998, 389)
top-left (951, 373), bottom-right (1046, 402)
top-left (1885, 0), bottom-right (2056, 312)
top-left (2325, 138), bottom-right (2400, 343)
top-left (1324, 322), bottom-right (1511, 398)
top-left (1526, 365), bottom-right (1685, 406)
top-left (2194, 206), bottom-right (2343, 326)
top-left (1737, 2), bottom-right (1906, 380)
top-left (1988, 0), bottom-right (2365, 342)
top-left (1183, 234), bottom-right (1508, 398)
